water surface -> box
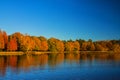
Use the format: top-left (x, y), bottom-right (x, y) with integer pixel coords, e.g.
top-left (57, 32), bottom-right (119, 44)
top-left (0, 52), bottom-right (120, 80)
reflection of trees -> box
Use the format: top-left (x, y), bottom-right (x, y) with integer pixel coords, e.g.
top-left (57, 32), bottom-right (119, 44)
top-left (80, 52), bottom-right (88, 61)
top-left (18, 54), bottom-right (48, 71)
top-left (65, 53), bottom-right (74, 64)
top-left (65, 53), bottom-right (80, 64)
top-left (17, 55), bottom-right (32, 71)
top-left (95, 53), bottom-right (109, 61)
top-left (73, 53), bottom-right (80, 64)
top-left (80, 52), bottom-right (120, 62)
top-left (56, 53), bottom-right (64, 65)
top-left (0, 57), bottom-right (7, 76)
top-left (7, 56), bottom-right (18, 72)
top-left (48, 53), bottom-right (64, 68)
top-left (33, 54), bottom-right (48, 69)
top-left (89, 54), bottom-right (95, 61)
top-left (0, 52), bottom-right (120, 76)
top-left (111, 53), bottom-right (120, 61)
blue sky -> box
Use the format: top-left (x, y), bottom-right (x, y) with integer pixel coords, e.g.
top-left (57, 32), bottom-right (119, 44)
top-left (0, 0), bottom-right (120, 41)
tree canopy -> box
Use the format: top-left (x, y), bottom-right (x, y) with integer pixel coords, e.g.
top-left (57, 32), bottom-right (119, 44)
top-left (0, 30), bottom-right (119, 52)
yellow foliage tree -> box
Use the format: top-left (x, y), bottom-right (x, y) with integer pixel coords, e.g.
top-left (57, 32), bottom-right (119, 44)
top-left (48, 38), bottom-right (64, 52)
top-left (20, 34), bottom-right (35, 52)
top-left (39, 36), bottom-right (48, 51)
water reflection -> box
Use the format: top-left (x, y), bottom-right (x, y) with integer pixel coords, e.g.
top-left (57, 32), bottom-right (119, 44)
top-left (48, 53), bottom-right (64, 68)
top-left (0, 52), bottom-right (120, 78)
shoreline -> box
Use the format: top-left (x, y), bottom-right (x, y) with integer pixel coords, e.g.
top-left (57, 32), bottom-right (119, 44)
top-left (0, 51), bottom-right (116, 56)
top-left (0, 52), bottom-right (25, 56)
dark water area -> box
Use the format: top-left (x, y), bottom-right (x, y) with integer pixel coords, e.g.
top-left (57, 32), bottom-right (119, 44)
top-left (0, 52), bottom-right (120, 80)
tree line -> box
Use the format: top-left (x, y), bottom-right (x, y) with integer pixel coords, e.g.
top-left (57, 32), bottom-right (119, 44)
top-left (0, 30), bottom-right (120, 52)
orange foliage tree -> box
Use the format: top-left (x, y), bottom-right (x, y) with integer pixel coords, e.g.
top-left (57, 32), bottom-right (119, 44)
top-left (65, 42), bottom-right (74, 51)
top-left (81, 42), bottom-right (88, 51)
top-left (7, 36), bottom-right (17, 51)
top-left (12, 32), bottom-right (24, 50)
top-left (32, 36), bottom-right (41, 51)
top-left (112, 44), bottom-right (120, 52)
top-left (87, 42), bottom-right (95, 51)
top-left (0, 30), bottom-right (5, 51)
top-left (0, 29), bottom-right (120, 52)
top-left (95, 43), bottom-right (105, 51)
top-left (73, 41), bottom-right (80, 51)
top-left (19, 34), bottom-right (35, 52)
top-left (65, 41), bottom-right (80, 51)
top-left (38, 36), bottom-right (48, 51)
top-left (2, 31), bottom-right (8, 50)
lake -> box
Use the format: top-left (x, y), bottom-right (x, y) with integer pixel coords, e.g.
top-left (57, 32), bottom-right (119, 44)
top-left (0, 52), bottom-right (120, 80)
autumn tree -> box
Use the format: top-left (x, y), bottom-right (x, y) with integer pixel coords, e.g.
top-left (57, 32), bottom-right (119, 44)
top-left (65, 41), bottom-right (80, 51)
top-left (32, 36), bottom-right (41, 51)
top-left (73, 41), bottom-right (80, 51)
top-left (87, 42), bottom-right (95, 51)
top-left (81, 42), bottom-right (88, 51)
top-left (106, 41), bottom-right (113, 51)
top-left (95, 43), bottom-right (105, 51)
top-left (2, 31), bottom-right (8, 50)
top-left (0, 30), bottom-right (5, 51)
top-left (76, 39), bottom-right (85, 47)
top-left (0, 29), bottom-right (120, 52)
top-left (64, 41), bottom-right (74, 51)
top-left (38, 36), bottom-right (48, 51)
top-left (112, 44), bottom-right (120, 52)
top-left (12, 32), bottom-right (24, 51)
top-left (56, 39), bottom-right (64, 52)
top-left (99, 41), bottom-right (109, 51)
top-left (7, 36), bottom-right (17, 51)
top-left (48, 38), bottom-right (64, 52)
top-left (20, 34), bottom-right (35, 52)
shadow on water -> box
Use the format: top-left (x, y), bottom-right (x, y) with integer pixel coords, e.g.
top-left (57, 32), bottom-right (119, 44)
top-left (0, 52), bottom-right (120, 79)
